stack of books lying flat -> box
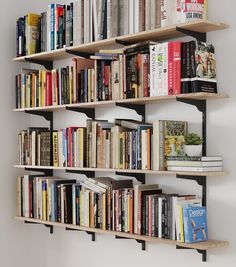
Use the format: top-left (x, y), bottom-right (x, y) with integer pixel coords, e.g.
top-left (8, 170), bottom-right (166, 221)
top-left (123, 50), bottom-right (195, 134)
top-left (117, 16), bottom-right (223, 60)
top-left (166, 156), bottom-right (223, 172)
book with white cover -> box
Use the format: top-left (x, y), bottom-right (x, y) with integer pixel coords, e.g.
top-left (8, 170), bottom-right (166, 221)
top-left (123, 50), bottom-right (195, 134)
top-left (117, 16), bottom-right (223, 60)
top-left (128, 0), bottom-right (134, 34)
top-left (167, 166), bottom-right (223, 172)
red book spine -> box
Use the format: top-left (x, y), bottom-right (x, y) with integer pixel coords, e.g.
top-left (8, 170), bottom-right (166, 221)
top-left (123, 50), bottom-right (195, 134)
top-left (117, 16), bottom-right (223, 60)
top-left (149, 195), bottom-right (152, 237)
top-left (173, 41), bottom-right (181, 95)
top-left (46, 71), bottom-right (52, 106)
top-left (168, 42), bottom-right (174, 95)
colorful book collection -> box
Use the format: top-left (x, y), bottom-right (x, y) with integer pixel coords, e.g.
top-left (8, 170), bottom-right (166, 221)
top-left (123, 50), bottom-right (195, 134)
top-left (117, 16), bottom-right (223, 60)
top-left (15, 40), bottom-right (217, 109)
top-left (17, 175), bottom-right (208, 243)
top-left (18, 119), bottom-right (189, 171)
top-left (16, 0), bottom-right (208, 56)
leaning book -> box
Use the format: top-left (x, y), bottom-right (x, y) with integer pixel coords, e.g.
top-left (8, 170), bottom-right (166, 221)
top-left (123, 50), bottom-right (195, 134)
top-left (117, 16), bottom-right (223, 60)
top-left (183, 206), bottom-right (208, 243)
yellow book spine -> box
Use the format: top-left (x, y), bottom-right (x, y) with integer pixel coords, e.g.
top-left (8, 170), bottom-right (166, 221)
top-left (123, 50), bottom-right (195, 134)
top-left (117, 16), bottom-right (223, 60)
top-left (179, 205), bottom-right (184, 242)
top-left (53, 132), bottom-right (59, 167)
top-left (42, 185), bottom-right (47, 221)
top-left (41, 70), bottom-right (46, 107)
top-left (127, 193), bottom-right (130, 233)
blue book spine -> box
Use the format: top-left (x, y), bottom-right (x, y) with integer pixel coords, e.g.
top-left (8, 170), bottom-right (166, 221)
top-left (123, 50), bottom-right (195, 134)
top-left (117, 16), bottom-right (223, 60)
top-left (50, 4), bottom-right (55, 50)
top-left (51, 183), bottom-right (55, 222)
top-left (183, 206), bottom-right (208, 243)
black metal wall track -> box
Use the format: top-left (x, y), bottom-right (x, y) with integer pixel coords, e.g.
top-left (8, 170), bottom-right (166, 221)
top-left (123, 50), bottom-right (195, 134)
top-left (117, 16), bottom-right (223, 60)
top-left (66, 106), bottom-right (95, 119)
top-left (66, 169), bottom-right (95, 177)
top-left (176, 98), bottom-right (207, 156)
top-left (176, 175), bottom-right (207, 206)
top-left (116, 171), bottom-right (146, 184)
top-left (25, 167), bottom-right (53, 177)
top-left (65, 227), bottom-right (96, 241)
top-left (65, 49), bottom-right (94, 59)
top-left (24, 220), bottom-right (54, 234)
top-left (24, 57), bottom-right (53, 70)
top-left (115, 103), bottom-right (146, 122)
top-left (115, 235), bottom-right (146, 251)
top-left (176, 27), bottom-right (207, 42)
top-left (176, 245), bottom-right (207, 262)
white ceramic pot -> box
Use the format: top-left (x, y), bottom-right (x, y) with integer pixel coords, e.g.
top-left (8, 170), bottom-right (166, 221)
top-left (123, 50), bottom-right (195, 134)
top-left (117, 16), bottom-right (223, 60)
top-left (184, 145), bottom-right (202, 157)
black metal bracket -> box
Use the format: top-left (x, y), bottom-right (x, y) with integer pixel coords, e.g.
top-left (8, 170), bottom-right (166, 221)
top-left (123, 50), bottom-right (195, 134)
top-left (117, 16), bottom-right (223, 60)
top-left (66, 49), bottom-right (93, 59)
top-left (25, 167), bottom-right (53, 176)
top-left (176, 175), bottom-right (207, 207)
top-left (176, 27), bottom-right (207, 42)
top-left (116, 171), bottom-right (146, 184)
top-left (176, 98), bottom-right (207, 156)
top-left (66, 169), bottom-right (95, 177)
top-left (66, 106), bottom-right (95, 119)
top-left (115, 235), bottom-right (146, 251)
top-left (65, 227), bottom-right (95, 241)
top-left (24, 220), bottom-right (54, 234)
top-left (176, 245), bottom-right (207, 262)
top-left (115, 103), bottom-right (146, 122)
top-left (115, 39), bottom-right (133, 46)
top-left (25, 110), bottom-right (53, 122)
top-left (25, 57), bottom-right (53, 70)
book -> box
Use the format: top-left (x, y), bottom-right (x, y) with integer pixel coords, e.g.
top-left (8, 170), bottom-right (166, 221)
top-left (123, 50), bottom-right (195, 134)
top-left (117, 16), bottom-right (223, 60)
top-left (167, 166), bottom-right (223, 172)
top-left (183, 206), bottom-right (208, 243)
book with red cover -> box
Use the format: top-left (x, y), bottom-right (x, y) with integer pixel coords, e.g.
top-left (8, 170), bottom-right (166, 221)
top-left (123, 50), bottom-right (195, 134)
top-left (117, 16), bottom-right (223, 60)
top-left (46, 71), bottom-right (52, 106)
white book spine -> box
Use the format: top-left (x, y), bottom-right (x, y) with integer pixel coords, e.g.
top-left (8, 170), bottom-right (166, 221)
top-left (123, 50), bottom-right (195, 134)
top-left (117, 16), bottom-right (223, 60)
top-left (158, 198), bottom-right (163, 238)
top-left (145, 0), bottom-right (150, 30)
top-left (24, 175), bottom-right (29, 217)
top-left (150, 0), bottom-right (156, 29)
top-left (72, 184), bottom-right (76, 225)
top-left (128, 0), bottom-right (134, 34)
top-left (133, 0), bottom-right (139, 33)
top-left (107, 0), bottom-right (111, 39)
top-left (157, 44), bottom-right (164, 96)
top-left (89, 0), bottom-right (93, 42)
top-left (150, 45), bottom-right (157, 97)
top-left (162, 42), bottom-right (168, 96)
top-left (47, 6), bottom-right (51, 51)
top-left (92, 0), bottom-right (98, 41)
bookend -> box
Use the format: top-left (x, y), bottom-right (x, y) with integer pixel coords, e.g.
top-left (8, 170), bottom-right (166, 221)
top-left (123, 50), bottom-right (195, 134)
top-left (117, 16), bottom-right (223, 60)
top-left (24, 58), bottom-right (53, 70)
top-left (115, 103), bottom-right (146, 122)
top-left (176, 245), bottom-right (207, 262)
top-left (66, 106), bottom-right (95, 119)
top-left (176, 27), bottom-right (207, 42)
top-left (24, 167), bottom-right (53, 176)
top-left (24, 220), bottom-right (54, 234)
top-left (115, 39), bottom-right (134, 46)
top-left (115, 171), bottom-right (146, 184)
top-left (65, 227), bottom-right (96, 241)
top-left (65, 49), bottom-right (94, 59)
top-left (115, 235), bottom-right (146, 251)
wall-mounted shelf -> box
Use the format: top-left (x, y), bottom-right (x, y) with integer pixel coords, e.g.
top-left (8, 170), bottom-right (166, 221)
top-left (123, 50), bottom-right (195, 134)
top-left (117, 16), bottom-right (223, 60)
top-left (13, 92), bottom-right (229, 113)
top-left (13, 165), bottom-right (227, 177)
top-left (12, 20), bottom-right (228, 63)
top-left (15, 216), bottom-right (229, 261)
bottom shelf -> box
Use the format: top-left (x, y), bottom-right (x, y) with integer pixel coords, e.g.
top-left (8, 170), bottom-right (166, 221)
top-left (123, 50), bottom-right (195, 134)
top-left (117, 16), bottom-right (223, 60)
top-left (15, 216), bottom-right (228, 252)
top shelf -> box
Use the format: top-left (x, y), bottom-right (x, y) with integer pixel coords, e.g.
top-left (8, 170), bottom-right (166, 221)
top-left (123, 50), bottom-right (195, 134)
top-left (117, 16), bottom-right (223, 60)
top-left (13, 20), bottom-right (228, 63)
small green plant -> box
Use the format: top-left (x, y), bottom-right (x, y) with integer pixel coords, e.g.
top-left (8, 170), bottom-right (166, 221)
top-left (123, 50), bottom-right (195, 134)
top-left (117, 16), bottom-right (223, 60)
top-left (185, 133), bottom-right (203, 145)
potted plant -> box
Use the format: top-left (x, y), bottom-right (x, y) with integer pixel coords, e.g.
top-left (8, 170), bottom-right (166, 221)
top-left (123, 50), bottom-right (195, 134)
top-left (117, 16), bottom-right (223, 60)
top-left (184, 133), bottom-right (203, 157)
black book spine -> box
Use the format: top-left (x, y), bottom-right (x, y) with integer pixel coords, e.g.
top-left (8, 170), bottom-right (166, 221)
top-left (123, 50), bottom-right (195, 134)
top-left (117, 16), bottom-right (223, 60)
top-left (190, 41), bottom-right (196, 78)
top-left (69, 3), bottom-right (73, 46)
top-left (145, 195), bottom-right (149, 236)
top-left (57, 185), bottom-right (61, 222)
top-left (125, 56), bottom-right (132, 99)
top-left (16, 19), bottom-right (19, 56)
top-left (181, 42), bottom-right (187, 79)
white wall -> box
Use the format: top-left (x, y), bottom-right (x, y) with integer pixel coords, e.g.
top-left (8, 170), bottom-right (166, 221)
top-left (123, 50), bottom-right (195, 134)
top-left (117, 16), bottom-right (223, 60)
top-left (4, 0), bottom-right (235, 266)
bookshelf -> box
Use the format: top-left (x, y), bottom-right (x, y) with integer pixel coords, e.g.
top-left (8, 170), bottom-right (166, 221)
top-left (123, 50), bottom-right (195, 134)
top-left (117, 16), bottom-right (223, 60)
top-left (13, 17), bottom-right (229, 263)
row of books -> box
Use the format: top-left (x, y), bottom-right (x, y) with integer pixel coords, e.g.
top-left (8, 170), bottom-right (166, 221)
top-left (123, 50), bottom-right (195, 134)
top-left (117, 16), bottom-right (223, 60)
top-left (18, 119), bottom-right (189, 171)
top-left (17, 175), bottom-right (208, 243)
top-left (15, 40), bottom-right (217, 109)
top-left (16, 0), bottom-right (208, 56)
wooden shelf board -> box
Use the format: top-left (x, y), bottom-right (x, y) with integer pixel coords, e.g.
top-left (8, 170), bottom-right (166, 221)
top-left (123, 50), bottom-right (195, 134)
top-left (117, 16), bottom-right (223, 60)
top-left (12, 20), bottom-right (228, 63)
top-left (15, 217), bottom-right (229, 250)
top-left (14, 165), bottom-right (227, 177)
top-left (12, 93), bottom-right (229, 113)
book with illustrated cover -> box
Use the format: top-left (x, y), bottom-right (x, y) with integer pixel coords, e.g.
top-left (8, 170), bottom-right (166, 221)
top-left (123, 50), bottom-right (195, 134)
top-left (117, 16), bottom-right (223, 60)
top-left (183, 206), bottom-right (208, 243)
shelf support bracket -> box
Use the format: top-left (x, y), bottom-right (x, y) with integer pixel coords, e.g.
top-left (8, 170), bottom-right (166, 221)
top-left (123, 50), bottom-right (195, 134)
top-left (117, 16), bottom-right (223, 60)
top-left (66, 169), bottom-right (95, 177)
top-left (25, 167), bottom-right (53, 176)
top-left (115, 103), bottom-right (146, 122)
top-left (176, 27), bottom-right (207, 42)
top-left (115, 39), bottom-right (133, 46)
top-left (176, 175), bottom-right (207, 207)
top-left (65, 227), bottom-right (95, 241)
top-left (115, 235), bottom-right (146, 251)
top-left (24, 58), bottom-right (53, 70)
top-left (66, 106), bottom-right (95, 119)
top-left (65, 49), bottom-right (93, 59)
top-left (24, 220), bottom-right (53, 234)
top-left (176, 245), bottom-right (207, 262)
top-left (115, 171), bottom-right (146, 184)
top-left (176, 98), bottom-right (206, 156)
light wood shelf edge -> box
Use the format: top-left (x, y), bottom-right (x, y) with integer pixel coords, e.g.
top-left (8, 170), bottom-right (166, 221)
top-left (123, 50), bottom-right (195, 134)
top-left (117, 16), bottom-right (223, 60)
top-left (15, 217), bottom-right (229, 250)
top-left (13, 165), bottom-right (227, 177)
top-left (12, 20), bottom-right (229, 62)
top-left (12, 93), bottom-right (229, 113)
